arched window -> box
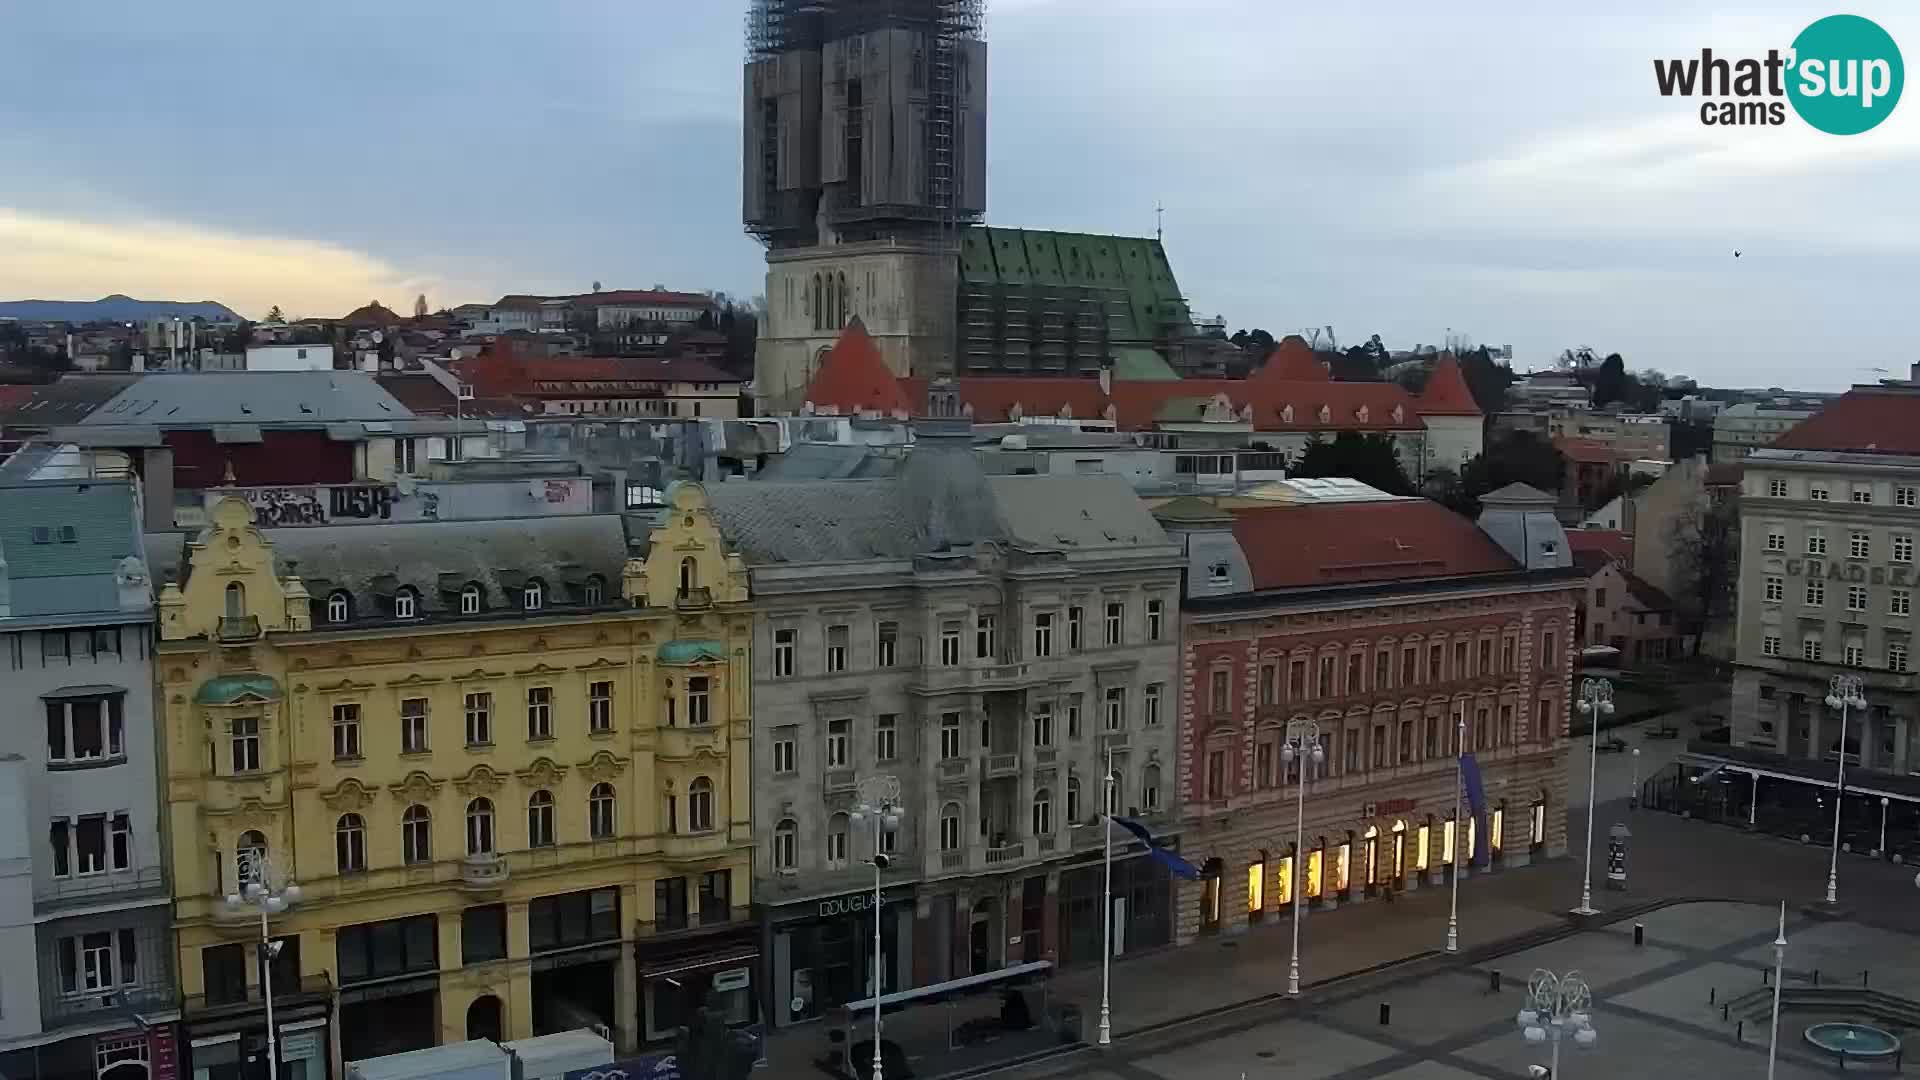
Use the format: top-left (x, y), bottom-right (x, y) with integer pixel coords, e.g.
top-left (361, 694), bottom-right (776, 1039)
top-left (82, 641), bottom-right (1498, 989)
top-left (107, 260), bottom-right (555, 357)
top-left (527, 790), bottom-right (556, 848)
top-left (466, 798), bottom-right (495, 855)
top-left (836, 271), bottom-right (848, 328)
top-left (824, 274), bottom-right (837, 332)
top-left (826, 812), bottom-right (850, 868)
top-left (939, 802), bottom-right (962, 852)
top-left (1105, 771), bottom-right (1123, 816)
top-left (1032, 788), bottom-right (1052, 836)
top-left (811, 274), bottom-right (823, 332)
top-left (679, 557), bottom-right (697, 596)
top-left (460, 583), bottom-right (483, 615)
top-left (773, 818), bottom-right (797, 870)
top-left (326, 590), bottom-right (351, 624)
top-left (589, 782), bottom-right (617, 839)
top-left (582, 576), bottom-right (605, 606)
top-left (224, 582), bottom-right (247, 621)
top-left (522, 579), bottom-right (544, 611)
top-left (466, 995), bottom-right (503, 1043)
top-left (1142, 765), bottom-right (1162, 812)
top-left (402, 805), bottom-right (431, 865)
top-left (1066, 778), bottom-right (1082, 824)
top-left (394, 587), bottom-right (418, 620)
top-left (336, 814), bottom-right (366, 873)
top-left (236, 830), bottom-right (267, 887)
top-left (688, 777), bottom-right (714, 832)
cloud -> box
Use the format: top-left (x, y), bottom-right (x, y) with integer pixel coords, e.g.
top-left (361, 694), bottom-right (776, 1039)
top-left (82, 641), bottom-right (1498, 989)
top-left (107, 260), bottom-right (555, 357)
top-left (0, 208), bottom-right (481, 320)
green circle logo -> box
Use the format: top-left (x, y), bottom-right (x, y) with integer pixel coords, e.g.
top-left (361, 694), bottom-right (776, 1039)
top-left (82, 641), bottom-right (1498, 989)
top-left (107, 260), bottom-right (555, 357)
top-left (1788, 14), bottom-right (1904, 135)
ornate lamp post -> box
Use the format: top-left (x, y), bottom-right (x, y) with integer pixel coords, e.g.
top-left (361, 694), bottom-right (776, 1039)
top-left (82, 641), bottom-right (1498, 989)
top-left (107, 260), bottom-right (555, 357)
top-left (225, 852), bottom-right (302, 1080)
top-left (1766, 902), bottom-right (1787, 1080)
top-left (1517, 969), bottom-right (1598, 1078)
top-left (1096, 747), bottom-right (1118, 1045)
top-left (1279, 719), bottom-right (1325, 995)
top-left (1573, 678), bottom-right (1614, 915)
top-left (1824, 674), bottom-right (1868, 904)
top-left (850, 776), bottom-right (904, 1080)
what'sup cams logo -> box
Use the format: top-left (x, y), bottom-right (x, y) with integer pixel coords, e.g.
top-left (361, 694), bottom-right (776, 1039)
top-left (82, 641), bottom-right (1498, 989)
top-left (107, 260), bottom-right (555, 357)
top-left (1654, 14), bottom-right (1903, 134)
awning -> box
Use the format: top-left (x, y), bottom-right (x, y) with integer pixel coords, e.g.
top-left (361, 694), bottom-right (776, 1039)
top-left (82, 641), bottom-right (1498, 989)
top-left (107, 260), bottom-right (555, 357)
top-left (325, 422), bottom-right (368, 440)
top-left (211, 424), bottom-right (262, 444)
top-left (844, 960), bottom-right (1053, 1013)
top-left (42, 683), bottom-right (128, 700)
top-left (1682, 749), bottom-right (1920, 806)
top-left (640, 950), bottom-right (759, 981)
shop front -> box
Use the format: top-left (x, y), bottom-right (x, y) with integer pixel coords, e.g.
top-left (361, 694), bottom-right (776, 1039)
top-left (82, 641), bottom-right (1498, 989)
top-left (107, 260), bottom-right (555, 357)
top-left (1056, 851), bottom-right (1172, 969)
top-left (0, 1026), bottom-right (185, 1080)
top-left (762, 885), bottom-right (915, 1029)
top-left (635, 921), bottom-right (760, 1044)
top-left (181, 981), bottom-right (332, 1080)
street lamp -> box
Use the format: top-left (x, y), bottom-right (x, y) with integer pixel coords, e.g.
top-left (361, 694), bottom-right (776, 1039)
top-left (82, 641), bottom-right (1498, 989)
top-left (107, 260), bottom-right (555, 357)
top-left (1573, 678), bottom-right (1614, 916)
top-left (1516, 969), bottom-right (1598, 1079)
top-left (1448, 708), bottom-right (1466, 953)
top-left (1279, 719), bottom-right (1325, 995)
top-left (1766, 902), bottom-right (1787, 1080)
top-left (1628, 747), bottom-right (1641, 809)
top-left (1824, 674), bottom-right (1867, 905)
top-left (1095, 747), bottom-right (1118, 1045)
top-left (850, 776), bottom-right (904, 1080)
top-left (225, 851), bottom-right (302, 1080)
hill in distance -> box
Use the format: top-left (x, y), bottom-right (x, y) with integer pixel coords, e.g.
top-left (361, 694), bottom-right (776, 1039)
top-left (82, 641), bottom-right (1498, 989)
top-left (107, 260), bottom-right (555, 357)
top-left (0, 294), bottom-right (242, 323)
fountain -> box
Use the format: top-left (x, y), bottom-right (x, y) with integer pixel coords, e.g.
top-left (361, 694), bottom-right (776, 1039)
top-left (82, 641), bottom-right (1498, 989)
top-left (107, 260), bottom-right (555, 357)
top-left (1804, 1022), bottom-right (1902, 1065)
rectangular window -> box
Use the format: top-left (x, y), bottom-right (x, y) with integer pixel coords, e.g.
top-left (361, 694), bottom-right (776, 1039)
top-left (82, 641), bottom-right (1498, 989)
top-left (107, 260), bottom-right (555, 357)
top-left (1259, 664), bottom-right (1278, 705)
top-left (1209, 669), bottom-right (1230, 715)
top-left (1851, 532), bottom-right (1871, 559)
top-left (77, 815), bottom-right (106, 874)
top-left (1373, 725), bottom-right (1388, 768)
top-left (230, 716), bottom-right (261, 773)
top-left (1032, 613), bottom-right (1053, 658)
top-left (1853, 487), bottom-right (1874, 504)
top-left (1290, 659), bottom-right (1308, 699)
top-left (1542, 633), bottom-right (1556, 670)
top-left (1344, 729), bottom-right (1360, 774)
top-left (337, 914), bottom-right (440, 983)
top-left (1811, 485), bottom-right (1830, 502)
top-left (1373, 652), bottom-right (1389, 690)
top-left (1807, 579), bottom-right (1826, 606)
top-left (401, 698), bottom-right (428, 753)
top-left (1891, 643), bottom-right (1910, 673)
top-left (1146, 598), bottom-right (1164, 642)
top-left (588, 681), bottom-right (613, 732)
top-left (1808, 528), bottom-right (1827, 555)
top-left (1453, 641), bottom-right (1467, 678)
top-left (1318, 656), bottom-right (1335, 697)
top-left (940, 622), bottom-right (962, 666)
top-left (655, 876), bottom-right (689, 932)
top-left (461, 905), bottom-right (507, 964)
top-left (1848, 585), bottom-right (1869, 612)
top-left (686, 676), bottom-right (711, 726)
top-left (876, 621), bottom-right (898, 666)
top-left (1763, 634), bottom-right (1782, 657)
top-left (1429, 644), bottom-right (1443, 681)
top-left (1845, 644), bottom-right (1866, 667)
top-left (773, 628), bottom-right (796, 677)
top-left (1349, 653), bottom-right (1365, 692)
top-left (1104, 602), bottom-right (1124, 646)
top-left (826, 718), bottom-right (850, 768)
top-left (1255, 741), bottom-right (1274, 788)
top-left (875, 714), bottom-right (898, 761)
top-left (1399, 719), bottom-right (1414, 761)
top-left (45, 696), bottom-right (125, 764)
top-left (1899, 486), bottom-right (1919, 508)
top-left (1104, 687), bottom-right (1126, 730)
top-left (111, 812), bottom-right (131, 870)
top-left (465, 692), bottom-right (492, 746)
top-left (527, 686), bottom-right (553, 740)
top-left (771, 727), bottom-right (796, 773)
top-left (940, 713), bottom-right (962, 759)
top-left (1478, 639), bottom-right (1491, 674)
top-left (1767, 529), bottom-right (1786, 552)
top-left (976, 613), bottom-right (996, 660)
top-left (1765, 576), bottom-right (1784, 603)
top-left (1425, 715), bottom-right (1438, 757)
top-left (1769, 478), bottom-right (1790, 498)
top-left (825, 624), bottom-right (849, 673)
top-left (1067, 696), bottom-right (1082, 739)
top-left (50, 819), bottom-right (70, 877)
top-left (1897, 534), bottom-right (1914, 564)
top-left (1144, 683), bottom-right (1163, 727)
top-left (1067, 606), bottom-right (1083, 651)
top-left (1031, 703), bottom-right (1054, 748)
top-left (1206, 751), bottom-right (1225, 800)
top-left (700, 869), bottom-right (731, 924)
top-left (1502, 638), bottom-right (1515, 672)
top-left (1804, 637), bottom-right (1823, 662)
top-left (332, 703), bottom-right (361, 760)
top-left (1893, 589), bottom-right (1912, 616)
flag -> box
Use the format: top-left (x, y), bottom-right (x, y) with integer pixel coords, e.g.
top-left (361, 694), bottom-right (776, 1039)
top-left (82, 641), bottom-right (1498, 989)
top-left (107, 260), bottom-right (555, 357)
top-left (1111, 815), bottom-right (1203, 880)
top-left (1459, 753), bottom-right (1492, 869)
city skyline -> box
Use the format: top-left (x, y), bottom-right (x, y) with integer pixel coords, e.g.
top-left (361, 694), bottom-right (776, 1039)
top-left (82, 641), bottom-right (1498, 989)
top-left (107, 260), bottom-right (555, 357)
top-left (1, 1), bottom-right (1915, 388)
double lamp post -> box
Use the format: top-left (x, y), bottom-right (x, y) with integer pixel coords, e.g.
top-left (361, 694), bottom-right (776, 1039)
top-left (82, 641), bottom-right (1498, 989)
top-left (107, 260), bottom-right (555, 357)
top-left (225, 852), bottom-right (303, 1080)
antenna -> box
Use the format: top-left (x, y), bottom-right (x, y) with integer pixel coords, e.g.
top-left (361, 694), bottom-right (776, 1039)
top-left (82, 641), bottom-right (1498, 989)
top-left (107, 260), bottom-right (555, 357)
top-left (1155, 201), bottom-right (1165, 243)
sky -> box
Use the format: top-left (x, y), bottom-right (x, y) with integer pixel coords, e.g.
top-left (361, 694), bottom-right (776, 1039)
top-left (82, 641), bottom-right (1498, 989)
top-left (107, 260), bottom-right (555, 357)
top-left (2, 1), bottom-right (1915, 390)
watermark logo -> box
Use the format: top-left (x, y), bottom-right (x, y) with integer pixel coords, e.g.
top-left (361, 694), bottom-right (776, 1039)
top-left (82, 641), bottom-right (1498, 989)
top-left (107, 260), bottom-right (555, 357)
top-left (1653, 14), bottom-right (1903, 134)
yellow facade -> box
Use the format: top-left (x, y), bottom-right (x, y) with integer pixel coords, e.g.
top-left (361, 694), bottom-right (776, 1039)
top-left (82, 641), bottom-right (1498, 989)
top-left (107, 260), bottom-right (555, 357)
top-left (155, 484), bottom-right (752, 1061)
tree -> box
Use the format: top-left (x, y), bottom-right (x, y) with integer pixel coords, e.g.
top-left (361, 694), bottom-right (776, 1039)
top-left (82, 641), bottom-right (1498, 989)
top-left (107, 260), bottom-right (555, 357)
top-left (1588, 353), bottom-right (1629, 407)
top-left (1669, 489), bottom-right (1739, 655)
top-left (413, 294), bottom-right (428, 319)
top-left (265, 304), bottom-right (285, 323)
top-left (1290, 431), bottom-right (1414, 495)
top-left (1230, 328), bottom-right (1277, 364)
top-left (1449, 430), bottom-right (1567, 516)
top-left (1458, 346), bottom-right (1516, 415)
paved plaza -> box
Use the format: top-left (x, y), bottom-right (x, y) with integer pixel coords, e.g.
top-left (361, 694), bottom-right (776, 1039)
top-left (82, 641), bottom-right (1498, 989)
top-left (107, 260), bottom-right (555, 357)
top-left (992, 900), bottom-right (1916, 1080)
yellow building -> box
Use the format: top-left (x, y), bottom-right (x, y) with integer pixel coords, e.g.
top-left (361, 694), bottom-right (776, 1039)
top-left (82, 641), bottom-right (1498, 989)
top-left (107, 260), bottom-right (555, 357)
top-left (150, 484), bottom-right (755, 1077)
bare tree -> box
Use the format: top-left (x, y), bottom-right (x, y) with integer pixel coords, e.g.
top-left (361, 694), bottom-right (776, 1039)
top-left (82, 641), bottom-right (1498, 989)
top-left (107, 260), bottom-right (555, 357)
top-left (1667, 489), bottom-right (1740, 655)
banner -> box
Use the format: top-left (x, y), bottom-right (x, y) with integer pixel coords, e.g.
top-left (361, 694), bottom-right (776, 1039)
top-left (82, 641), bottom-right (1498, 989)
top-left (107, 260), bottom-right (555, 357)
top-left (1459, 753), bottom-right (1492, 868)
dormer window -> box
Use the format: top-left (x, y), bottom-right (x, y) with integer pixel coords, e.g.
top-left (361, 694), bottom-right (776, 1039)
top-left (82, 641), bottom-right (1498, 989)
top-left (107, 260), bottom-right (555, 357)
top-left (1208, 562), bottom-right (1230, 583)
top-left (523, 579), bottom-right (544, 611)
top-left (460, 584), bottom-right (483, 615)
top-left (324, 591), bottom-right (350, 624)
top-left (582, 576), bottom-right (605, 606)
top-left (394, 587), bottom-right (418, 620)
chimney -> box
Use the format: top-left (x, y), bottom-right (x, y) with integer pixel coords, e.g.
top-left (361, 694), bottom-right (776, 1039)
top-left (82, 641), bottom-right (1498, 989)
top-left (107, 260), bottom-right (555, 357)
top-left (115, 556), bottom-right (151, 612)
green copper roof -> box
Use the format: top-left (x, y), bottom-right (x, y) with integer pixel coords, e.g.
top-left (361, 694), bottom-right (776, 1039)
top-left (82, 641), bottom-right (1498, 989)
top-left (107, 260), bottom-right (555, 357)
top-left (1112, 346), bottom-right (1179, 381)
top-left (193, 673), bottom-right (283, 706)
top-left (658, 639), bottom-right (727, 664)
top-left (958, 227), bottom-right (1196, 340)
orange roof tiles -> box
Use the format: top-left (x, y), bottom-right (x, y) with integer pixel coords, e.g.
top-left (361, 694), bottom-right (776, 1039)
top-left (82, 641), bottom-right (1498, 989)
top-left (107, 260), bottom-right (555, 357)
top-left (922, 376), bottom-right (1422, 432)
top-left (1770, 388), bottom-right (1920, 456)
top-left (1229, 500), bottom-right (1518, 589)
top-left (1255, 337), bottom-right (1330, 382)
top-left (1567, 529), bottom-right (1632, 564)
top-left (1417, 353), bottom-right (1482, 416)
top-left (804, 319), bottom-right (912, 416)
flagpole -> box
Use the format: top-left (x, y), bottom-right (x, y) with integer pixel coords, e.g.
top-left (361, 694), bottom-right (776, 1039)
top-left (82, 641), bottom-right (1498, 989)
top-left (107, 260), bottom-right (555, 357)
top-left (1098, 745), bottom-right (1114, 1047)
top-left (1447, 711), bottom-right (1463, 953)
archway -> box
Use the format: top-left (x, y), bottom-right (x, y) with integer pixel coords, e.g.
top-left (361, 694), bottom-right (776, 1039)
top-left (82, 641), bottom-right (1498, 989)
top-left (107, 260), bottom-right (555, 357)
top-left (1391, 819), bottom-right (1408, 881)
top-left (467, 994), bottom-right (504, 1043)
top-left (1361, 825), bottom-right (1380, 891)
top-left (969, 896), bottom-right (999, 975)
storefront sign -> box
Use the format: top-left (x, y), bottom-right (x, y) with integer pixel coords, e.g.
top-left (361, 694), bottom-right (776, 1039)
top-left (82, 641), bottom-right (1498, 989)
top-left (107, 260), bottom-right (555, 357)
top-left (149, 1025), bottom-right (180, 1080)
top-left (814, 887), bottom-right (906, 919)
top-left (711, 967), bottom-right (751, 993)
top-left (278, 1032), bottom-right (323, 1061)
top-left (1782, 559), bottom-right (1914, 586)
top-left (566, 1055), bottom-right (679, 1080)
top-left (1363, 798), bottom-right (1418, 817)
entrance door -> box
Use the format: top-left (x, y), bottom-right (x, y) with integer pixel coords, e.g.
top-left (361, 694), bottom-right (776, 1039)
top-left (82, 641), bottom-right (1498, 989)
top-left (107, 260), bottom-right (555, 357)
top-left (968, 897), bottom-right (997, 974)
top-left (1391, 821), bottom-right (1407, 881)
top-left (1362, 826), bottom-right (1379, 892)
top-left (466, 995), bottom-right (504, 1042)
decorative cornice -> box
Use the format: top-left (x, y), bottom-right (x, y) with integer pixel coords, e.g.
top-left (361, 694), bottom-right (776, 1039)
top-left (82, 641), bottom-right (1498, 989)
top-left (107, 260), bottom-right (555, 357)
top-left (321, 777), bottom-right (377, 812)
top-left (388, 770), bottom-right (444, 805)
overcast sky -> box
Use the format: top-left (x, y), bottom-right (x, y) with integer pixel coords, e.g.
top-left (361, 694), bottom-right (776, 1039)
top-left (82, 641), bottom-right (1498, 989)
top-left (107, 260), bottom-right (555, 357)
top-left (2, 1), bottom-right (1914, 389)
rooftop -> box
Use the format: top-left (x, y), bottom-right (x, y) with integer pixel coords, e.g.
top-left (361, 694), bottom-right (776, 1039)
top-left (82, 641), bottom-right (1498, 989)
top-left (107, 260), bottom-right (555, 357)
top-left (802, 319), bottom-right (911, 416)
top-left (80, 371), bottom-right (413, 427)
top-left (0, 479), bottom-right (147, 622)
top-left (1416, 353), bottom-right (1483, 417)
top-left (1768, 387), bottom-right (1920, 456)
top-left (1228, 498), bottom-right (1517, 590)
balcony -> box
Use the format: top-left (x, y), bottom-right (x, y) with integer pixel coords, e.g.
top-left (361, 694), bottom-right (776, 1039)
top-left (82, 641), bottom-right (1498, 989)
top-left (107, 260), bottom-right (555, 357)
top-left (216, 615), bottom-right (261, 643)
top-left (985, 842), bottom-right (1027, 866)
top-left (460, 853), bottom-right (510, 891)
top-left (1034, 748), bottom-right (1058, 768)
top-left (655, 723), bottom-right (727, 762)
top-left (824, 768), bottom-right (858, 794)
top-left (659, 829), bottom-right (732, 863)
top-left (35, 865), bottom-right (167, 912)
top-left (674, 586), bottom-right (713, 611)
top-left (940, 851), bottom-right (965, 871)
top-left (1100, 731), bottom-right (1131, 752)
top-left (936, 759), bottom-right (969, 783)
top-left (983, 753), bottom-right (1020, 779)
top-left (909, 660), bottom-right (1060, 697)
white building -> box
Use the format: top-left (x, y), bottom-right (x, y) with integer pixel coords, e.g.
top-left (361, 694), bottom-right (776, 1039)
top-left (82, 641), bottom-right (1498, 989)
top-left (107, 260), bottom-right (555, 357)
top-left (245, 343), bottom-right (335, 371)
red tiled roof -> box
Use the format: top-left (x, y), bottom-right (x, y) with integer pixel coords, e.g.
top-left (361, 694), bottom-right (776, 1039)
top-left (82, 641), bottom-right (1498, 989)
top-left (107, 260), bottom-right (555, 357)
top-left (1229, 500), bottom-right (1517, 590)
top-left (1567, 529), bottom-right (1632, 564)
top-left (910, 376), bottom-right (1424, 432)
top-left (1770, 388), bottom-right (1920, 455)
top-left (338, 301), bottom-right (402, 326)
top-left (1254, 336), bottom-right (1330, 382)
top-left (574, 289), bottom-right (714, 309)
top-left (805, 320), bottom-right (911, 415)
top-left (453, 350), bottom-right (739, 403)
top-left (1418, 353), bottom-right (1482, 417)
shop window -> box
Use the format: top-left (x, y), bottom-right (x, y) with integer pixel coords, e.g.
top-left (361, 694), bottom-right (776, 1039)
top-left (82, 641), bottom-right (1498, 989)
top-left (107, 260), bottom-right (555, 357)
top-left (337, 914), bottom-right (438, 984)
top-left (527, 887), bottom-right (620, 954)
top-left (1247, 860), bottom-right (1265, 920)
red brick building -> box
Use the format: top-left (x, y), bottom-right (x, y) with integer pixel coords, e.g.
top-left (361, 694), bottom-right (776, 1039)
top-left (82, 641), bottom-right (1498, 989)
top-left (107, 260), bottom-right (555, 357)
top-left (1154, 484), bottom-right (1582, 943)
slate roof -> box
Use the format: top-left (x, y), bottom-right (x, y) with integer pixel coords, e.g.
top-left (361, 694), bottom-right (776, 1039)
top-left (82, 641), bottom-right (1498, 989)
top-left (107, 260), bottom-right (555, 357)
top-left (1769, 387), bottom-right (1920, 455)
top-left (753, 442), bottom-right (902, 481)
top-left (81, 371), bottom-right (413, 426)
top-left (0, 374), bottom-right (142, 428)
top-left (896, 375), bottom-right (1423, 432)
top-left (1229, 499), bottom-right (1517, 590)
top-left (988, 474), bottom-right (1170, 551)
top-left (0, 479), bottom-right (146, 621)
top-left (147, 515), bottom-right (631, 620)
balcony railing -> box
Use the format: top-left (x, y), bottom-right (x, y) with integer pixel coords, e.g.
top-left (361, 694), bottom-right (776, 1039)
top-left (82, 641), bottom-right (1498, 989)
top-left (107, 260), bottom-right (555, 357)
top-left (1100, 731), bottom-right (1130, 751)
top-left (824, 768), bottom-right (858, 794)
top-left (936, 759), bottom-right (968, 782)
top-left (984, 753), bottom-right (1020, 778)
top-left (460, 853), bottom-right (510, 890)
top-left (985, 842), bottom-right (1026, 865)
top-left (216, 615), bottom-right (261, 642)
top-left (940, 851), bottom-right (965, 871)
top-left (43, 981), bottom-right (177, 1029)
top-left (36, 865), bottom-right (167, 910)
top-left (674, 587), bottom-right (713, 610)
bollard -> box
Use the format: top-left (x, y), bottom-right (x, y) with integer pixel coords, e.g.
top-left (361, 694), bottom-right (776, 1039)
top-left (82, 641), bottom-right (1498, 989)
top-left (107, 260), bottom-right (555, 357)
top-left (1380, 1003), bottom-right (1391, 1026)
top-left (1722, 1004), bottom-right (1730, 1021)
top-left (1814, 969), bottom-right (1821, 987)
top-left (1737, 1020), bottom-right (1745, 1042)
top-left (1763, 967), bottom-right (1771, 986)
top-left (1490, 970), bottom-right (1503, 994)
top-left (1634, 923), bottom-right (1645, 947)
top-left (1709, 987), bottom-right (1716, 1005)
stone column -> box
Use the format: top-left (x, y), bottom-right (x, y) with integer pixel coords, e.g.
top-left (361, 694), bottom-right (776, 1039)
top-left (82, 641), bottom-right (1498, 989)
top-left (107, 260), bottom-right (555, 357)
top-left (505, 901), bottom-right (535, 1041)
top-left (615, 882), bottom-right (641, 1052)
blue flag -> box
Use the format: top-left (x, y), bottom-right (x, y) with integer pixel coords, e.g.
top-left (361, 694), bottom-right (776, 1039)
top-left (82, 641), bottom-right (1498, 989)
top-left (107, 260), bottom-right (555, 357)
top-left (1459, 753), bottom-right (1492, 868)
top-left (1112, 815), bottom-right (1203, 880)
